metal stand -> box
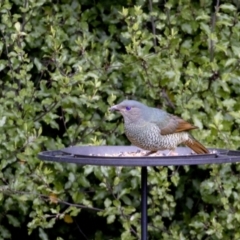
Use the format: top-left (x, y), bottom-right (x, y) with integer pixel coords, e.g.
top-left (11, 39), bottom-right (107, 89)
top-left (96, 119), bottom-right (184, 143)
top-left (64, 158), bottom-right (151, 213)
top-left (38, 146), bottom-right (240, 239)
top-left (141, 167), bottom-right (148, 240)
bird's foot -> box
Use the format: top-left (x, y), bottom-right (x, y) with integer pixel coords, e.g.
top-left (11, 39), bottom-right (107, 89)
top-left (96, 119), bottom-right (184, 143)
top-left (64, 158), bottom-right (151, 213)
top-left (165, 149), bottom-right (177, 156)
top-left (144, 151), bottom-right (157, 156)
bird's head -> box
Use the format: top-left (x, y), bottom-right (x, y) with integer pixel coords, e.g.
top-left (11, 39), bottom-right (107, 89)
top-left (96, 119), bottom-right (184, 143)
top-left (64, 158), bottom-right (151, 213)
top-left (109, 100), bottom-right (146, 123)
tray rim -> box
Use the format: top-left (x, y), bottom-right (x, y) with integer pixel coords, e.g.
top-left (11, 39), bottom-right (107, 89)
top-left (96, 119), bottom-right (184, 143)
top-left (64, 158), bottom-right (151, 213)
top-left (37, 146), bottom-right (240, 167)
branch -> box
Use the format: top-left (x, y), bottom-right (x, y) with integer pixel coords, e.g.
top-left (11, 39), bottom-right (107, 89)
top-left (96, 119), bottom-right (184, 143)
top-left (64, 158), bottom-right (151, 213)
top-left (148, 0), bottom-right (157, 49)
top-left (209, 0), bottom-right (220, 62)
top-left (0, 188), bottom-right (103, 211)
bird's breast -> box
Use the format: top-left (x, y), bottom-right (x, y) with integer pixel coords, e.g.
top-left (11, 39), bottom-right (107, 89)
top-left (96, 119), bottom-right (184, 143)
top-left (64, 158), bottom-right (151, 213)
top-left (124, 122), bottom-right (190, 151)
top-left (124, 122), bottom-right (161, 150)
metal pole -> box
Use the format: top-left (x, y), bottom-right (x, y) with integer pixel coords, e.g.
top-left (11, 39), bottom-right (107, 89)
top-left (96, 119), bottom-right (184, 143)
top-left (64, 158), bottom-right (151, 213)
top-left (141, 167), bottom-right (148, 240)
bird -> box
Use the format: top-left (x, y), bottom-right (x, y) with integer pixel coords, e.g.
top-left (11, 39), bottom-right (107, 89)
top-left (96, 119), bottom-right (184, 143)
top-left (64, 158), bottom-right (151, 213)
top-left (109, 100), bottom-right (209, 155)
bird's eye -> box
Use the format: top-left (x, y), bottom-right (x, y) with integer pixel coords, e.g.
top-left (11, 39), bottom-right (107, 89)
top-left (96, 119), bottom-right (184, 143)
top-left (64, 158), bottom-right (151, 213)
top-left (126, 106), bottom-right (131, 111)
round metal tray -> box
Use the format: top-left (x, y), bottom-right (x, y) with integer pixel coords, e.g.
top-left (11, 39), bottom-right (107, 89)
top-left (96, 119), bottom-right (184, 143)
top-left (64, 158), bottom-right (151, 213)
top-left (38, 146), bottom-right (240, 167)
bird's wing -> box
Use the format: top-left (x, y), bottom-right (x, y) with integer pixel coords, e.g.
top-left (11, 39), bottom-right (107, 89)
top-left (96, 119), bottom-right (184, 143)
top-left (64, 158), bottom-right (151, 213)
top-left (158, 114), bottom-right (197, 135)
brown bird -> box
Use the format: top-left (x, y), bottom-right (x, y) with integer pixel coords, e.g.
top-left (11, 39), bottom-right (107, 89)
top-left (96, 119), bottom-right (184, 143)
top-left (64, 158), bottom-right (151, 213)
top-left (109, 100), bottom-right (209, 155)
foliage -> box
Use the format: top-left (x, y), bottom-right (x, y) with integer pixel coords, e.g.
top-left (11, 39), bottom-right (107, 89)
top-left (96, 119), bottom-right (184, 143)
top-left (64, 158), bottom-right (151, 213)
top-left (0, 0), bottom-right (240, 239)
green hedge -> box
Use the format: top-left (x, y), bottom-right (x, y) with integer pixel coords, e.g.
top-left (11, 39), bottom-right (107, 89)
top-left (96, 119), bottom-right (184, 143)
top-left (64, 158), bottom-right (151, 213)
top-left (0, 0), bottom-right (240, 239)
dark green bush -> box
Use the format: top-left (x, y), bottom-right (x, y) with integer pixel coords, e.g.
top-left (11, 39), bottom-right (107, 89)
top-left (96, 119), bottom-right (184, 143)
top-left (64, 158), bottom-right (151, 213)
top-left (0, 0), bottom-right (240, 239)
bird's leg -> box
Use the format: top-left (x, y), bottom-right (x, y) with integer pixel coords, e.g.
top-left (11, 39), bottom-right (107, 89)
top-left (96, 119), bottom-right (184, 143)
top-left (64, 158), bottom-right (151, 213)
top-left (144, 151), bottom-right (157, 156)
top-left (166, 148), bottom-right (176, 156)
top-left (166, 150), bottom-right (173, 156)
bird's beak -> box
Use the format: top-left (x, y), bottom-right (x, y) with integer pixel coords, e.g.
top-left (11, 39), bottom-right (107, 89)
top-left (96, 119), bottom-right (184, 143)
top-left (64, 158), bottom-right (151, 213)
top-left (109, 104), bottom-right (120, 112)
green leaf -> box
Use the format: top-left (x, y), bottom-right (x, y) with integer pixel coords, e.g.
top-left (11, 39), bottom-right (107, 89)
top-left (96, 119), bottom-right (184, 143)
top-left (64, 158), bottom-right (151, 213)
top-left (181, 23), bottom-right (192, 34)
top-left (104, 198), bottom-right (112, 208)
top-left (107, 214), bottom-right (116, 224)
top-left (224, 58), bottom-right (237, 67)
top-left (220, 4), bottom-right (236, 12)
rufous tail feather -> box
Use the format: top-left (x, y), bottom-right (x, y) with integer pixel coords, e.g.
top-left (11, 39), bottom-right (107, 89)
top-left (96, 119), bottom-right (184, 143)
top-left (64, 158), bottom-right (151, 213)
top-left (185, 135), bottom-right (209, 154)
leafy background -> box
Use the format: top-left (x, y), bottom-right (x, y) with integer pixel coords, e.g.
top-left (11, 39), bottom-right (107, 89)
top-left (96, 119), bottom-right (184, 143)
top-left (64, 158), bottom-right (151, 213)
top-left (0, 0), bottom-right (240, 239)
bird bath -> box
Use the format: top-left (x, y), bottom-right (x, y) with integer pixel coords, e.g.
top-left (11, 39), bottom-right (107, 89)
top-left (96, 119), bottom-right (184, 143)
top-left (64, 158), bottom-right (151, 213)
top-left (38, 146), bottom-right (240, 240)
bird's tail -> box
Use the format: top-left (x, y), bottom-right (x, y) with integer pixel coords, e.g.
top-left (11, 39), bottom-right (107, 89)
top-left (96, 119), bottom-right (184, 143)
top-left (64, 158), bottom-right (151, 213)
top-left (185, 135), bottom-right (209, 154)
